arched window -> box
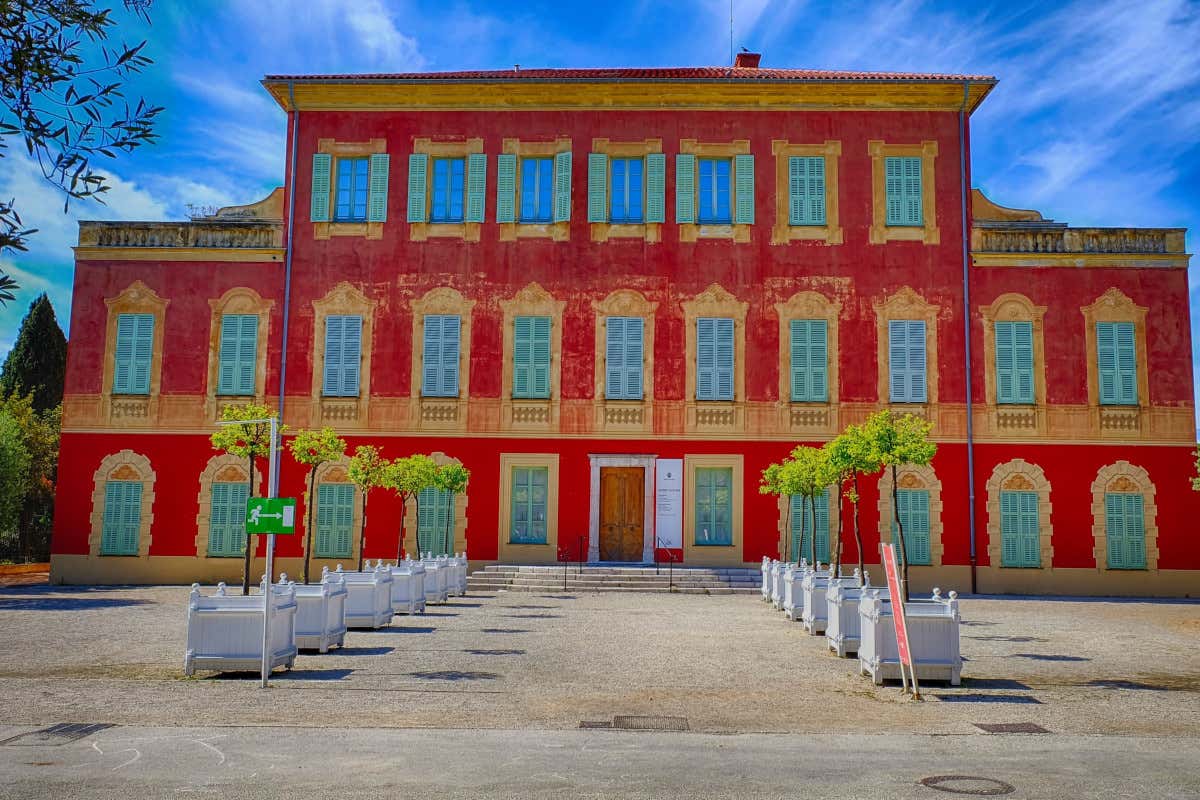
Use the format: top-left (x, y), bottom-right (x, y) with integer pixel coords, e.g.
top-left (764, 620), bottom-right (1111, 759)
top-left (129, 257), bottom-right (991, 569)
top-left (877, 464), bottom-right (943, 567)
top-left (1090, 461), bottom-right (1159, 571)
top-left (89, 450), bottom-right (156, 558)
top-left (985, 459), bottom-right (1053, 570)
top-left (195, 454), bottom-right (262, 559)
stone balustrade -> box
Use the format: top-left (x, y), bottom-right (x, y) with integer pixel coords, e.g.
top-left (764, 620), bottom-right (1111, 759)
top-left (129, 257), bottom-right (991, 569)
top-left (78, 220), bottom-right (283, 249)
top-left (973, 224), bottom-right (1185, 256)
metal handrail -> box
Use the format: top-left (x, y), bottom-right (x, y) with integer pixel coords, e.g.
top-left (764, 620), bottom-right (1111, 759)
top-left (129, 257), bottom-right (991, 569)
top-left (655, 537), bottom-right (680, 591)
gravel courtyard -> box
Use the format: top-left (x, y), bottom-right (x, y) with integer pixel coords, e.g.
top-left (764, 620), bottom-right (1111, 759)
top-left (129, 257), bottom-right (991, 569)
top-left (0, 583), bottom-right (1197, 737)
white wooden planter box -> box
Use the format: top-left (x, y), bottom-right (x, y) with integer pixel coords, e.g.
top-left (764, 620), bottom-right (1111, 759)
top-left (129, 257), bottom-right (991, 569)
top-left (288, 569), bottom-right (347, 653)
top-left (826, 578), bottom-right (887, 658)
top-left (859, 588), bottom-right (962, 686)
top-left (184, 580), bottom-right (297, 676)
top-left (771, 561), bottom-right (787, 609)
top-left (803, 568), bottom-right (860, 635)
top-left (761, 558), bottom-right (774, 602)
top-left (420, 557), bottom-right (449, 604)
top-left (781, 564), bottom-right (806, 621)
top-left (335, 564), bottom-right (394, 629)
top-left (386, 561), bottom-right (427, 615)
top-left (450, 553), bottom-right (468, 596)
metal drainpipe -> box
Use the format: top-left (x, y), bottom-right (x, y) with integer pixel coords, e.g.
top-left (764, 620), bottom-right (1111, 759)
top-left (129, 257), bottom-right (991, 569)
top-left (959, 80), bottom-right (978, 595)
top-left (277, 82), bottom-right (299, 420)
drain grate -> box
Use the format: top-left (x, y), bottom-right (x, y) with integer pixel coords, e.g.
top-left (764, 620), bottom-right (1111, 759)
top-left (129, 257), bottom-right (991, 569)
top-left (578, 720), bottom-right (613, 729)
top-left (1, 723), bottom-right (115, 747)
top-left (974, 722), bottom-right (1049, 734)
top-left (919, 775), bottom-right (1016, 796)
top-left (612, 715), bottom-right (689, 732)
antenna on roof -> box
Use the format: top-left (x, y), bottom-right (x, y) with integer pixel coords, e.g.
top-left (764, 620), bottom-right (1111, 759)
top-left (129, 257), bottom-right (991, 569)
top-left (729, 0), bottom-right (734, 67)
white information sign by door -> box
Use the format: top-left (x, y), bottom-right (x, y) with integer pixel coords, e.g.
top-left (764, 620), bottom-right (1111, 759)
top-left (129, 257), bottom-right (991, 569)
top-left (655, 459), bottom-right (683, 549)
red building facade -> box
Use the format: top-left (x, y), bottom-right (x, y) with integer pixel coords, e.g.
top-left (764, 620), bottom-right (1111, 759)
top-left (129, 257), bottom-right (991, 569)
top-left (50, 61), bottom-right (1199, 595)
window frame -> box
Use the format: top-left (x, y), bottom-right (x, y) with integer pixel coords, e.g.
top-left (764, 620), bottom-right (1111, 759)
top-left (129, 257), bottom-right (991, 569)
top-left (429, 156), bottom-right (466, 224)
top-left (770, 140), bottom-right (842, 246)
top-left (697, 157), bottom-right (733, 224)
top-left (498, 453), bottom-right (560, 562)
top-left (587, 138), bottom-right (664, 243)
top-left (676, 138), bottom-right (752, 242)
top-left (499, 137), bottom-right (572, 241)
top-left (867, 140), bottom-right (939, 245)
top-left (333, 156), bottom-right (370, 222)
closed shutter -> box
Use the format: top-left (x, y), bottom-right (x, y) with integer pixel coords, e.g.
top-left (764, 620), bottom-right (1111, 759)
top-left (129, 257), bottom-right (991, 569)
top-left (587, 153), bottom-right (608, 223)
top-left (789, 319), bottom-right (828, 401)
top-left (418, 487), bottom-right (455, 555)
top-left (1000, 490), bottom-right (1039, 567)
top-left (788, 156), bottom-right (826, 226)
top-left (696, 318), bottom-right (734, 401)
top-left (605, 317), bottom-right (643, 400)
top-left (496, 154), bottom-right (517, 223)
top-left (101, 481), bottom-right (141, 556)
top-left (695, 468), bottom-right (732, 546)
top-left (422, 314), bottom-right (460, 397)
top-left (1018, 491), bottom-right (1039, 566)
top-left (886, 156), bottom-right (923, 226)
top-left (407, 154), bottom-right (428, 223)
top-left (323, 316), bottom-right (343, 396)
top-left (676, 154), bottom-right (696, 224)
top-left (315, 484), bottom-right (335, 557)
top-left (315, 483), bottom-right (353, 558)
top-left (888, 320), bottom-right (926, 402)
top-left (367, 153), bottom-right (389, 222)
top-left (733, 154), bottom-right (755, 224)
top-left (996, 320), bottom-right (1035, 404)
top-left (553, 151), bottom-right (572, 222)
top-left (323, 315), bottom-right (362, 397)
top-left (898, 489), bottom-right (930, 565)
top-left (1104, 492), bottom-right (1126, 569)
top-left (792, 491), bottom-right (831, 563)
top-left (311, 153), bottom-right (332, 222)
top-left (209, 482), bottom-right (248, 557)
top-left (208, 483), bottom-right (228, 556)
top-left (1115, 322), bottom-right (1137, 404)
top-left (714, 318), bottom-right (734, 400)
top-left (465, 153), bottom-right (487, 223)
top-left (513, 316), bottom-right (551, 399)
top-left (218, 314), bottom-right (257, 396)
top-left (114, 313), bottom-right (154, 395)
top-left (645, 153), bottom-right (666, 223)
top-left (1106, 493), bottom-right (1146, 569)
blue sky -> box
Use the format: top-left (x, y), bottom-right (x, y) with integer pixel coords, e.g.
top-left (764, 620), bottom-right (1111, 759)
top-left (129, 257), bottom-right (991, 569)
top-left (2, 0), bottom-right (1198, 415)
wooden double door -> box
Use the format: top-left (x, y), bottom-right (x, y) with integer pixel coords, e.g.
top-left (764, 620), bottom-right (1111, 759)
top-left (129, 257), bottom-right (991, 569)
top-left (599, 467), bottom-right (645, 562)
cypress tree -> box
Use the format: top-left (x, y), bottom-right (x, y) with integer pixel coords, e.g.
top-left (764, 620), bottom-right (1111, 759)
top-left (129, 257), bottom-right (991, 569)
top-left (0, 294), bottom-right (67, 412)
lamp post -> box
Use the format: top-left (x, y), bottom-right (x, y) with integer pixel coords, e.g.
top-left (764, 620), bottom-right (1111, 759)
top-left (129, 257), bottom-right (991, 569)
top-left (217, 414), bottom-right (279, 688)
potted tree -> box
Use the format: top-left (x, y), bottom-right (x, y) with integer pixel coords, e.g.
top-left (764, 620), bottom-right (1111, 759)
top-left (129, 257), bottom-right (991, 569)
top-left (346, 445), bottom-right (389, 572)
top-left (287, 427), bottom-right (346, 585)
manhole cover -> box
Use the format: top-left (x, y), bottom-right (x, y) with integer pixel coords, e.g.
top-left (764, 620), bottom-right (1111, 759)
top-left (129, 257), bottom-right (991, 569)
top-left (612, 715), bottom-right (689, 732)
top-left (974, 722), bottom-right (1049, 734)
top-left (919, 775), bottom-right (1016, 796)
top-left (1, 723), bottom-right (115, 747)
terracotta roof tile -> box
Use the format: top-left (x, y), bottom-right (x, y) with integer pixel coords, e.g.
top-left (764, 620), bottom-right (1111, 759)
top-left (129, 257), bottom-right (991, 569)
top-left (264, 66), bottom-right (995, 83)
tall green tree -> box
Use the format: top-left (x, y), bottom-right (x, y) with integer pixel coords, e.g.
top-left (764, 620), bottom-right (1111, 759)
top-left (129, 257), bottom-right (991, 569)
top-left (0, 392), bottom-right (59, 562)
top-left (210, 403), bottom-right (280, 594)
top-left (0, 1), bottom-right (163, 301)
top-left (826, 423), bottom-right (880, 586)
top-left (0, 294), bottom-right (67, 411)
top-left (865, 410), bottom-right (937, 602)
top-left (381, 454), bottom-right (439, 563)
top-left (0, 408), bottom-right (31, 551)
top-left (288, 427), bottom-right (346, 585)
top-left (347, 445), bottom-right (389, 571)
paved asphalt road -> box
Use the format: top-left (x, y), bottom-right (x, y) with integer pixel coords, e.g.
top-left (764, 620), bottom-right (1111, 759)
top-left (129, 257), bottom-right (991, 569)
top-left (1, 724), bottom-right (1197, 800)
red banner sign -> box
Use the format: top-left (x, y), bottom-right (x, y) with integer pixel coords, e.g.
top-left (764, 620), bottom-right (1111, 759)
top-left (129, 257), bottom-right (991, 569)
top-left (881, 543), bottom-right (913, 669)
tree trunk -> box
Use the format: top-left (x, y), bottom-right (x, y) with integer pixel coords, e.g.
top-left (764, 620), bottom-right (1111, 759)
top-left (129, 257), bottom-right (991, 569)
top-left (357, 492), bottom-right (368, 572)
top-left (242, 454), bottom-right (254, 595)
top-left (302, 467), bottom-right (317, 584)
top-left (797, 495), bottom-right (807, 565)
top-left (832, 479), bottom-right (844, 578)
top-left (809, 494), bottom-right (817, 567)
top-left (782, 497), bottom-right (792, 562)
top-left (891, 463), bottom-right (910, 603)
top-left (395, 495), bottom-right (408, 564)
top-left (852, 472), bottom-right (864, 586)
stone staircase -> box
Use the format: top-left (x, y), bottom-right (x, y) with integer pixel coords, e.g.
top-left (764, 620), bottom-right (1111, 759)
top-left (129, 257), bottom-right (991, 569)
top-left (467, 564), bottom-right (762, 595)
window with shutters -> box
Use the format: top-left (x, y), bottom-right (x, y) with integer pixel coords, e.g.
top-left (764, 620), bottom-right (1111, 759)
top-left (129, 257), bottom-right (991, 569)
top-left (1096, 321), bottom-right (1138, 405)
top-left (586, 139), bottom-right (664, 242)
top-left (999, 490), bottom-right (1040, 567)
top-left (334, 157), bottom-right (370, 221)
top-left (314, 483), bottom-right (354, 558)
top-left (498, 138), bottom-right (572, 240)
top-left (789, 319), bottom-right (828, 402)
top-left (994, 320), bottom-right (1034, 404)
top-left (884, 156), bottom-right (922, 227)
top-left (694, 467), bottom-right (733, 546)
top-left (1103, 493), bottom-right (1146, 569)
top-left (322, 314), bottom-right (363, 397)
top-left (216, 314), bottom-right (258, 396)
top-left (892, 489), bottom-right (932, 566)
top-left (100, 480), bottom-right (142, 555)
top-left (520, 157), bottom-right (555, 223)
top-left (981, 294), bottom-right (1046, 435)
top-left (771, 141), bottom-right (842, 245)
top-left (512, 316), bottom-right (552, 399)
top-left (510, 466), bottom-right (549, 544)
top-left (604, 316), bottom-right (644, 401)
top-left (608, 158), bottom-right (644, 223)
top-left (888, 319), bottom-right (928, 403)
top-left (417, 487), bottom-right (456, 556)
top-left (207, 482), bottom-right (249, 557)
top-left (868, 140), bottom-right (939, 245)
top-left (677, 140), bottom-right (753, 242)
top-left (695, 317), bottom-right (735, 401)
top-left (421, 314), bottom-right (461, 398)
top-left (788, 157), bottom-right (826, 225)
top-left (430, 158), bottom-right (465, 223)
top-left (789, 491), bottom-right (830, 563)
top-left (113, 313), bottom-right (154, 395)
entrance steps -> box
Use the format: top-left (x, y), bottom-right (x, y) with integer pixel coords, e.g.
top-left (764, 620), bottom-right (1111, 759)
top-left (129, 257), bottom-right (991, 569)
top-left (467, 564), bottom-right (762, 595)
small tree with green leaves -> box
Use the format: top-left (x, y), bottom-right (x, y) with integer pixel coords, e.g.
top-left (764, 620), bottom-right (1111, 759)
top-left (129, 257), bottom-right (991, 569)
top-left (347, 445), bottom-right (389, 571)
top-left (288, 427), bottom-right (346, 584)
top-left (789, 446), bottom-right (830, 568)
top-left (865, 410), bottom-right (937, 601)
top-left (210, 403), bottom-right (280, 594)
top-left (826, 423), bottom-right (881, 586)
top-left (759, 460), bottom-right (789, 560)
top-left (381, 454), bottom-right (439, 563)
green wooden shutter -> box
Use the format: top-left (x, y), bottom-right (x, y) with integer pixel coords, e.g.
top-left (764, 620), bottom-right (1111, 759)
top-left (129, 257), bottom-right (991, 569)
top-left (422, 314), bottom-right (460, 397)
top-left (407, 154), bottom-right (428, 223)
top-left (311, 153), bottom-right (332, 222)
top-left (417, 487), bottom-right (435, 553)
top-left (676, 154), bottom-right (696, 224)
top-left (553, 151), bottom-right (572, 223)
top-left (1115, 322), bottom-right (1137, 404)
top-left (1097, 322), bottom-right (1130, 405)
top-left (324, 315), bottom-right (362, 397)
top-left (645, 153), bottom-right (666, 223)
top-left (235, 315), bottom-right (257, 395)
top-left (218, 315), bottom-right (257, 396)
top-left (889, 320), bottom-right (926, 402)
top-left (209, 482), bottom-right (248, 557)
top-left (113, 313), bottom-right (153, 395)
top-left (101, 481), bottom-right (141, 555)
top-left (1106, 493), bottom-right (1146, 569)
top-left (885, 157), bottom-right (903, 225)
top-left (367, 153), bottom-right (390, 222)
top-left (532, 316), bottom-right (551, 398)
top-left (696, 318), bottom-right (715, 399)
top-left (898, 489), bottom-right (930, 565)
top-left (315, 484), bottom-right (334, 557)
top-left (323, 316), bottom-right (343, 396)
top-left (587, 153), bottom-right (608, 223)
top-left (788, 156), bottom-right (826, 226)
top-left (208, 482), bottom-right (228, 556)
top-left (1104, 492), bottom-right (1126, 569)
top-left (605, 316), bottom-right (626, 399)
top-left (513, 316), bottom-right (551, 399)
top-left (1000, 490), bottom-right (1039, 567)
top-left (885, 157), bottom-right (923, 226)
top-left (995, 321), bottom-right (1035, 404)
top-left (792, 491), bottom-right (831, 563)
top-left (418, 487), bottom-right (455, 555)
top-left (496, 154), bottom-right (517, 223)
top-left (790, 319), bottom-right (828, 402)
top-left (1018, 491), bottom-right (1039, 566)
top-left (465, 153), bottom-right (487, 223)
top-left (624, 317), bottom-right (643, 400)
top-left (341, 316), bottom-right (362, 396)
top-left (333, 484), bottom-right (353, 557)
top-left (733, 154), bottom-right (755, 224)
